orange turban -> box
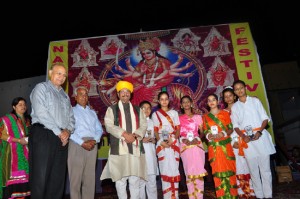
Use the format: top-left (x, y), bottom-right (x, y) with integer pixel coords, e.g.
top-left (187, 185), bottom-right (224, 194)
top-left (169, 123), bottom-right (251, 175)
top-left (116, 81), bottom-right (133, 93)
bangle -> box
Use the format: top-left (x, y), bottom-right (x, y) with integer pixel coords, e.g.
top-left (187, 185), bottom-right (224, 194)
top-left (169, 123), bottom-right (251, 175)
top-left (222, 131), bottom-right (227, 137)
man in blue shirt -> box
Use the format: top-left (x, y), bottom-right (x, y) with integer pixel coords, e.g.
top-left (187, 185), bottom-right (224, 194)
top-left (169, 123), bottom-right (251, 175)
top-left (68, 86), bottom-right (103, 199)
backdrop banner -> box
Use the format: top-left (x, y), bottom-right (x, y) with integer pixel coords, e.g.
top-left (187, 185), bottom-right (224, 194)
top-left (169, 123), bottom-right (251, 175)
top-left (47, 22), bottom-right (274, 140)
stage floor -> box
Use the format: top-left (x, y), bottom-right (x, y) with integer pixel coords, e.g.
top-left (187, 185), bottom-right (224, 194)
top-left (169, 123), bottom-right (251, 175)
top-left (64, 178), bottom-right (300, 199)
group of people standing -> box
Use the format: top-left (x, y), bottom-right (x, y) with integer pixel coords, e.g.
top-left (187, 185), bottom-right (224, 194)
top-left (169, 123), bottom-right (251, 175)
top-left (100, 79), bottom-right (276, 199)
top-left (0, 62), bottom-right (276, 199)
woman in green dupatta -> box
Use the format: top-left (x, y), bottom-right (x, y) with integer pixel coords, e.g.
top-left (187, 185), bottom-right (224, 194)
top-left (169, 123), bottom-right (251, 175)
top-left (0, 97), bottom-right (30, 199)
top-left (202, 94), bottom-right (238, 199)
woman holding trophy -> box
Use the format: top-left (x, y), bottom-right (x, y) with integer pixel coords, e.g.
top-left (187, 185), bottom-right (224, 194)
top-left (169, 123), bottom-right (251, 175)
top-left (202, 94), bottom-right (238, 198)
top-left (179, 95), bottom-right (207, 199)
top-left (152, 91), bottom-right (181, 199)
top-left (139, 100), bottom-right (159, 199)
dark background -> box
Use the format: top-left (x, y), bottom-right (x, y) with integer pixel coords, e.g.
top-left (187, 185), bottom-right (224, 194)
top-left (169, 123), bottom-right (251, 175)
top-left (2, 1), bottom-right (298, 82)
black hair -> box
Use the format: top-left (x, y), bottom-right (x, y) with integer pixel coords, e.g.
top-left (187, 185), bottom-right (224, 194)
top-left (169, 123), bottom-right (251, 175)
top-left (11, 97), bottom-right (31, 121)
top-left (233, 79), bottom-right (246, 88)
top-left (206, 93), bottom-right (219, 111)
top-left (139, 49), bottom-right (168, 62)
top-left (139, 100), bottom-right (152, 118)
top-left (157, 91), bottom-right (170, 109)
top-left (207, 93), bottom-right (218, 101)
top-left (139, 100), bottom-right (152, 108)
top-left (180, 95), bottom-right (193, 114)
top-left (222, 87), bottom-right (237, 108)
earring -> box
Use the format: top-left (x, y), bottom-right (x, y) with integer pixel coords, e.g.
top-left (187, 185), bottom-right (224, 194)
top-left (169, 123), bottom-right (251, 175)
top-left (191, 105), bottom-right (193, 108)
top-left (181, 106), bottom-right (183, 109)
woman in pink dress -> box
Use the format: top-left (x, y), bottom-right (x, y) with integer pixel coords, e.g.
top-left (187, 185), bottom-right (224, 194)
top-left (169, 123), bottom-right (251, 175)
top-left (179, 95), bottom-right (207, 199)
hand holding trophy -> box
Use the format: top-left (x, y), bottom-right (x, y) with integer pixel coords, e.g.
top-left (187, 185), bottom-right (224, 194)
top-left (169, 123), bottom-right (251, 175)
top-left (244, 125), bottom-right (254, 141)
top-left (162, 131), bottom-right (169, 143)
top-left (146, 129), bottom-right (152, 142)
top-left (187, 131), bottom-right (194, 142)
top-left (210, 125), bottom-right (218, 140)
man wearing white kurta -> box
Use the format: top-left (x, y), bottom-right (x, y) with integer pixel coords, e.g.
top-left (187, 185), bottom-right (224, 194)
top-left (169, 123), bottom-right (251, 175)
top-left (231, 80), bottom-right (276, 199)
top-left (100, 81), bottom-right (147, 199)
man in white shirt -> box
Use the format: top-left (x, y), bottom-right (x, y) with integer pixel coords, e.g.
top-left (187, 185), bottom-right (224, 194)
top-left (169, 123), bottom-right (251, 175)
top-left (231, 80), bottom-right (276, 199)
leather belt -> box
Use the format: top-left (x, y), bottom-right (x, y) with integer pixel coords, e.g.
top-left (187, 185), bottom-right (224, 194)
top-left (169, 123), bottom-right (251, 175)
top-left (241, 127), bottom-right (260, 133)
top-left (32, 123), bottom-right (63, 131)
top-left (32, 123), bottom-right (45, 128)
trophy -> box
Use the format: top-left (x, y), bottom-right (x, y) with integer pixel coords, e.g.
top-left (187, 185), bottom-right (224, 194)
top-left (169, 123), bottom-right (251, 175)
top-left (162, 125), bottom-right (169, 142)
top-left (210, 125), bottom-right (218, 139)
top-left (146, 130), bottom-right (152, 137)
top-left (232, 136), bottom-right (238, 142)
top-left (244, 125), bottom-right (254, 140)
top-left (211, 125), bottom-right (218, 135)
top-left (146, 129), bottom-right (152, 142)
top-left (187, 132), bottom-right (194, 142)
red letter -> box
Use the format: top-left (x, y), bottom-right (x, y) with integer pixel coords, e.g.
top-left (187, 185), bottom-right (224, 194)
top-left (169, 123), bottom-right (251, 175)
top-left (239, 49), bottom-right (251, 56)
top-left (240, 60), bottom-right (253, 67)
top-left (235, 27), bottom-right (245, 35)
top-left (53, 46), bottom-right (64, 52)
top-left (237, 38), bottom-right (249, 45)
top-left (53, 56), bottom-right (63, 63)
top-left (246, 72), bottom-right (252, 80)
top-left (246, 83), bottom-right (258, 91)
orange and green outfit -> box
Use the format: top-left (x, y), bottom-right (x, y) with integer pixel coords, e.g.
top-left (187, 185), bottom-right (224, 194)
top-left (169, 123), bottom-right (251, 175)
top-left (203, 110), bottom-right (238, 199)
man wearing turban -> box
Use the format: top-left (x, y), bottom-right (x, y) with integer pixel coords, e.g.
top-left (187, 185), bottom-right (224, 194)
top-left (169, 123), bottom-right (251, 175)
top-left (100, 80), bottom-right (148, 199)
